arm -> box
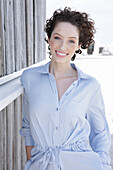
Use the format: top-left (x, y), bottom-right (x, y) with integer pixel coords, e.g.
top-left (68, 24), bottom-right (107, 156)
top-left (19, 71), bottom-right (34, 160)
top-left (87, 86), bottom-right (111, 169)
top-left (26, 146), bottom-right (34, 161)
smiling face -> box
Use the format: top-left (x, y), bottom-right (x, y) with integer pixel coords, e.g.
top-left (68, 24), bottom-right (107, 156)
top-left (48, 22), bottom-right (80, 64)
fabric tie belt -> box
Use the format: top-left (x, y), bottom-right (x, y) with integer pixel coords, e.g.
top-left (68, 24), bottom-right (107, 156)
top-left (39, 147), bottom-right (60, 170)
top-left (25, 140), bottom-right (91, 170)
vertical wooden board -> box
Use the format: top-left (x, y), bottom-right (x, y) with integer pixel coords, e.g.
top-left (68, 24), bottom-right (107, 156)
top-left (26, 0), bottom-right (33, 66)
top-left (0, 0), bottom-right (5, 76)
top-left (4, 0), bottom-right (15, 74)
top-left (42, 0), bottom-right (46, 60)
top-left (5, 1), bottom-right (15, 167)
top-left (21, 138), bottom-right (27, 170)
top-left (37, 0), bottom-right (43, 62)
top-left (14, 0), bottom-right (24, 71)
top-left (20, 95), bottom-right (27, 170)
top-left (36, 0), bottom-right (46, 62)
top-left (20, 0), bottom-right (27, 68)
top-left (6, 103), bottom-right (14, 170)
top-left (13, 0), bottom-right (21, 71)
top-left (14, 97), bottom-right (22, 170)
top-left (0, 0), bottom-right (2, 76)
top-left (0, 0), bottom-right (3, 76)
top-left (0, 110), bottom-right (3, 170)
top-left (34, 0), bottom-right (38, 64)
top-left (3, 108), bottom-right (7, 170)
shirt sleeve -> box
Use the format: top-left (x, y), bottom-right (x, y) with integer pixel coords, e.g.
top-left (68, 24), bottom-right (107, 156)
top-left (87, 85), bottom-right (111, 169)
top-left (19, 71), bottom-right (34, 146)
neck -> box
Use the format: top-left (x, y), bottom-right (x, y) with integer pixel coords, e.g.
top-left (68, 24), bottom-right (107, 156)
top-left (49, 59), bottom-right (76, 79)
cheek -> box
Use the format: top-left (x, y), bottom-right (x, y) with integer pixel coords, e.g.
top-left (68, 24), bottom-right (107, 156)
top-left (50, 39), bottom-right (60, 50)
top-left (50, 39), bottom-right (56, 48)
top-left (69, 45), bottom-right (78, 53)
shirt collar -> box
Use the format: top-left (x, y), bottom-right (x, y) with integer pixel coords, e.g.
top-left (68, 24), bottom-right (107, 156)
top-left (36, 61), bottom-right (91, 79)
top-left (70, 63), bottom-right (91, 80)
top-left (36, 61), bottom-right (50, 74)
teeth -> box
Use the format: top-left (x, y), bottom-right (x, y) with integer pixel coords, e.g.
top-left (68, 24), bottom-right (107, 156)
top-left (57, 51), bottom-right (67, 56)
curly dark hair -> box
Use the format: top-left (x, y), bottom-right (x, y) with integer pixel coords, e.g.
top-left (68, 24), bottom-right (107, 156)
top-left (44, 7), bottom-right (96, 60)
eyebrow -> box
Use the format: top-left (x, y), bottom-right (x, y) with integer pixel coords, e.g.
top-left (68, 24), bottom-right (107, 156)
top-left (53, 33), bottom-right (77, 39)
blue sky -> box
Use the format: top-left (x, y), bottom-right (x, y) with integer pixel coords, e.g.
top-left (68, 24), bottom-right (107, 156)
top-left (46, 0), bottom-right (113, 46)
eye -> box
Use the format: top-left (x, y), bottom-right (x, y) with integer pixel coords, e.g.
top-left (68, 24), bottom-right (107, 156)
top-left (54, 36), bottom-right (60, 40)
top-left (69, 40), bottom-right (75, 43)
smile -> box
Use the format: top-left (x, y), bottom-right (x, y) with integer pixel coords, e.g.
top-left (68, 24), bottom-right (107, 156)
top-left (55, 50), bottom-right (68, 58)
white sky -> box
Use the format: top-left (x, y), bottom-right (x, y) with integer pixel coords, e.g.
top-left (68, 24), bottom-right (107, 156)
top-left (46, 0), bottom-right (113, 46)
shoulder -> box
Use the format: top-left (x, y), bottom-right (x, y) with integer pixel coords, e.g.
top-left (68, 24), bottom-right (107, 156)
top-left (77, 67), bottom-right (100, 90)
top-left (20, 64), bottom-right (45, 85)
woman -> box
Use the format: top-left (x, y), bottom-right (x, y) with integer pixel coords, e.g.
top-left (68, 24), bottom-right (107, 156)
top-left (20, 7), bottom-right (111, 170)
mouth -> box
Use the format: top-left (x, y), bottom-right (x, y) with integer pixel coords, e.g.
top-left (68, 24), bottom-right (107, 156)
top-left (55, 50), bottom-right (68, 58)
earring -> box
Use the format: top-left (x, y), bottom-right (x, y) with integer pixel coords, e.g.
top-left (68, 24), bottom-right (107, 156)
top-left (71, 53), bottom-right (76, 61)
top-left (75, 49), bottom-right (82, 54)
top-left (48, 45), bottom-right (52, 59)
top-left (48, 44), bottom-right (50, 51)
top-left (48, 52), bottom-right (52, 59)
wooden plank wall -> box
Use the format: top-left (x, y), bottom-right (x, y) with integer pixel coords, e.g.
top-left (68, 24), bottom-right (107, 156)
top-left (0, 0), bottom-right (46, 169)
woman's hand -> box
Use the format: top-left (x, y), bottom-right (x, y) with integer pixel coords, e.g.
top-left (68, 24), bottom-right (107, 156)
top-left (25, 146), bottom-right (34, 161)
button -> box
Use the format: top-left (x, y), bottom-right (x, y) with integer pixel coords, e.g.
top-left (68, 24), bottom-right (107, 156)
top-left (56, 107), bottom-right (58, 111)
top-left (55, 126), bottom-right (58, 130)
top-left (57, 165), bottom-right (60, 168)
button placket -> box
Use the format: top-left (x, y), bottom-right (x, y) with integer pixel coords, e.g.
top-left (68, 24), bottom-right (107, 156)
top-left (54, 105), bottom-right (60, 148)
top-left (50, 75), bottom-right (60, 149)
top-left (55, 107), bottom-right (59, 131)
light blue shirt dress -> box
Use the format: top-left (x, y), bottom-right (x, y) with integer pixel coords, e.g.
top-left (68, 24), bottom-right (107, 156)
top-left (20, 61), bottom-right (111, 170)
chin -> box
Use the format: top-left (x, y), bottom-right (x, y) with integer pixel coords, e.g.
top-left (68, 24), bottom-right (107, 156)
top-left (52, 57), bottom-right (70, 64)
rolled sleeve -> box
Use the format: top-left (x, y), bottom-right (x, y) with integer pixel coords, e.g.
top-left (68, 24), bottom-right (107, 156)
top-left (87, 86), bottom-right (111, 168)
top-left (19, 71), bottom-right (34, 146)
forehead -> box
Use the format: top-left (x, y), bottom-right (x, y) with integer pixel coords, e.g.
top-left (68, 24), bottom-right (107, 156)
top-left (52, 22), bottom-right (79, 37)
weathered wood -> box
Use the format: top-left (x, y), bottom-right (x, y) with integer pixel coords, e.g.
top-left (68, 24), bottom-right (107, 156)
top-left (0, 0), bottom-right (4, 77)
top-left (13, 0), bottom-right (22, 71)
top-left (20, 0), bottom-right (27, 68)
top-left (20, 94), bottom-right (27, 170)
top-left (6, 103), bottom-right (14, 170)
top-left (0, 70), bottom-right (22, 85)
top-left (3, 108), bottom-right (7, 170)
top-left (0, 76), bottom-right (23, 111)
top-left (43, 0), bottom-right (46, 61)
top-left (26, 0), bottom-right (33, 66)
top-left (34, 0), bottom-right (38, 63)
top-left (0, 110), bottom-right (3, 170)
top-left (0, 0), bottom-right (46, 170)
top-left (4, 0), bottom-right (15, 74)
top-left (14, 97), bottom-right (22, 170)
top-left (37, 0), bottom-right (45, 62)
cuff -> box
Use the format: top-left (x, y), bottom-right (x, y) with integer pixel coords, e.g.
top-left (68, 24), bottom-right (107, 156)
top-left (24, 136), bottom-right (34, 146)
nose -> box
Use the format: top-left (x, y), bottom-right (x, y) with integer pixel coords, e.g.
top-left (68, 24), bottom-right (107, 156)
top-left (60, 40), bottom-right (67, 51)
